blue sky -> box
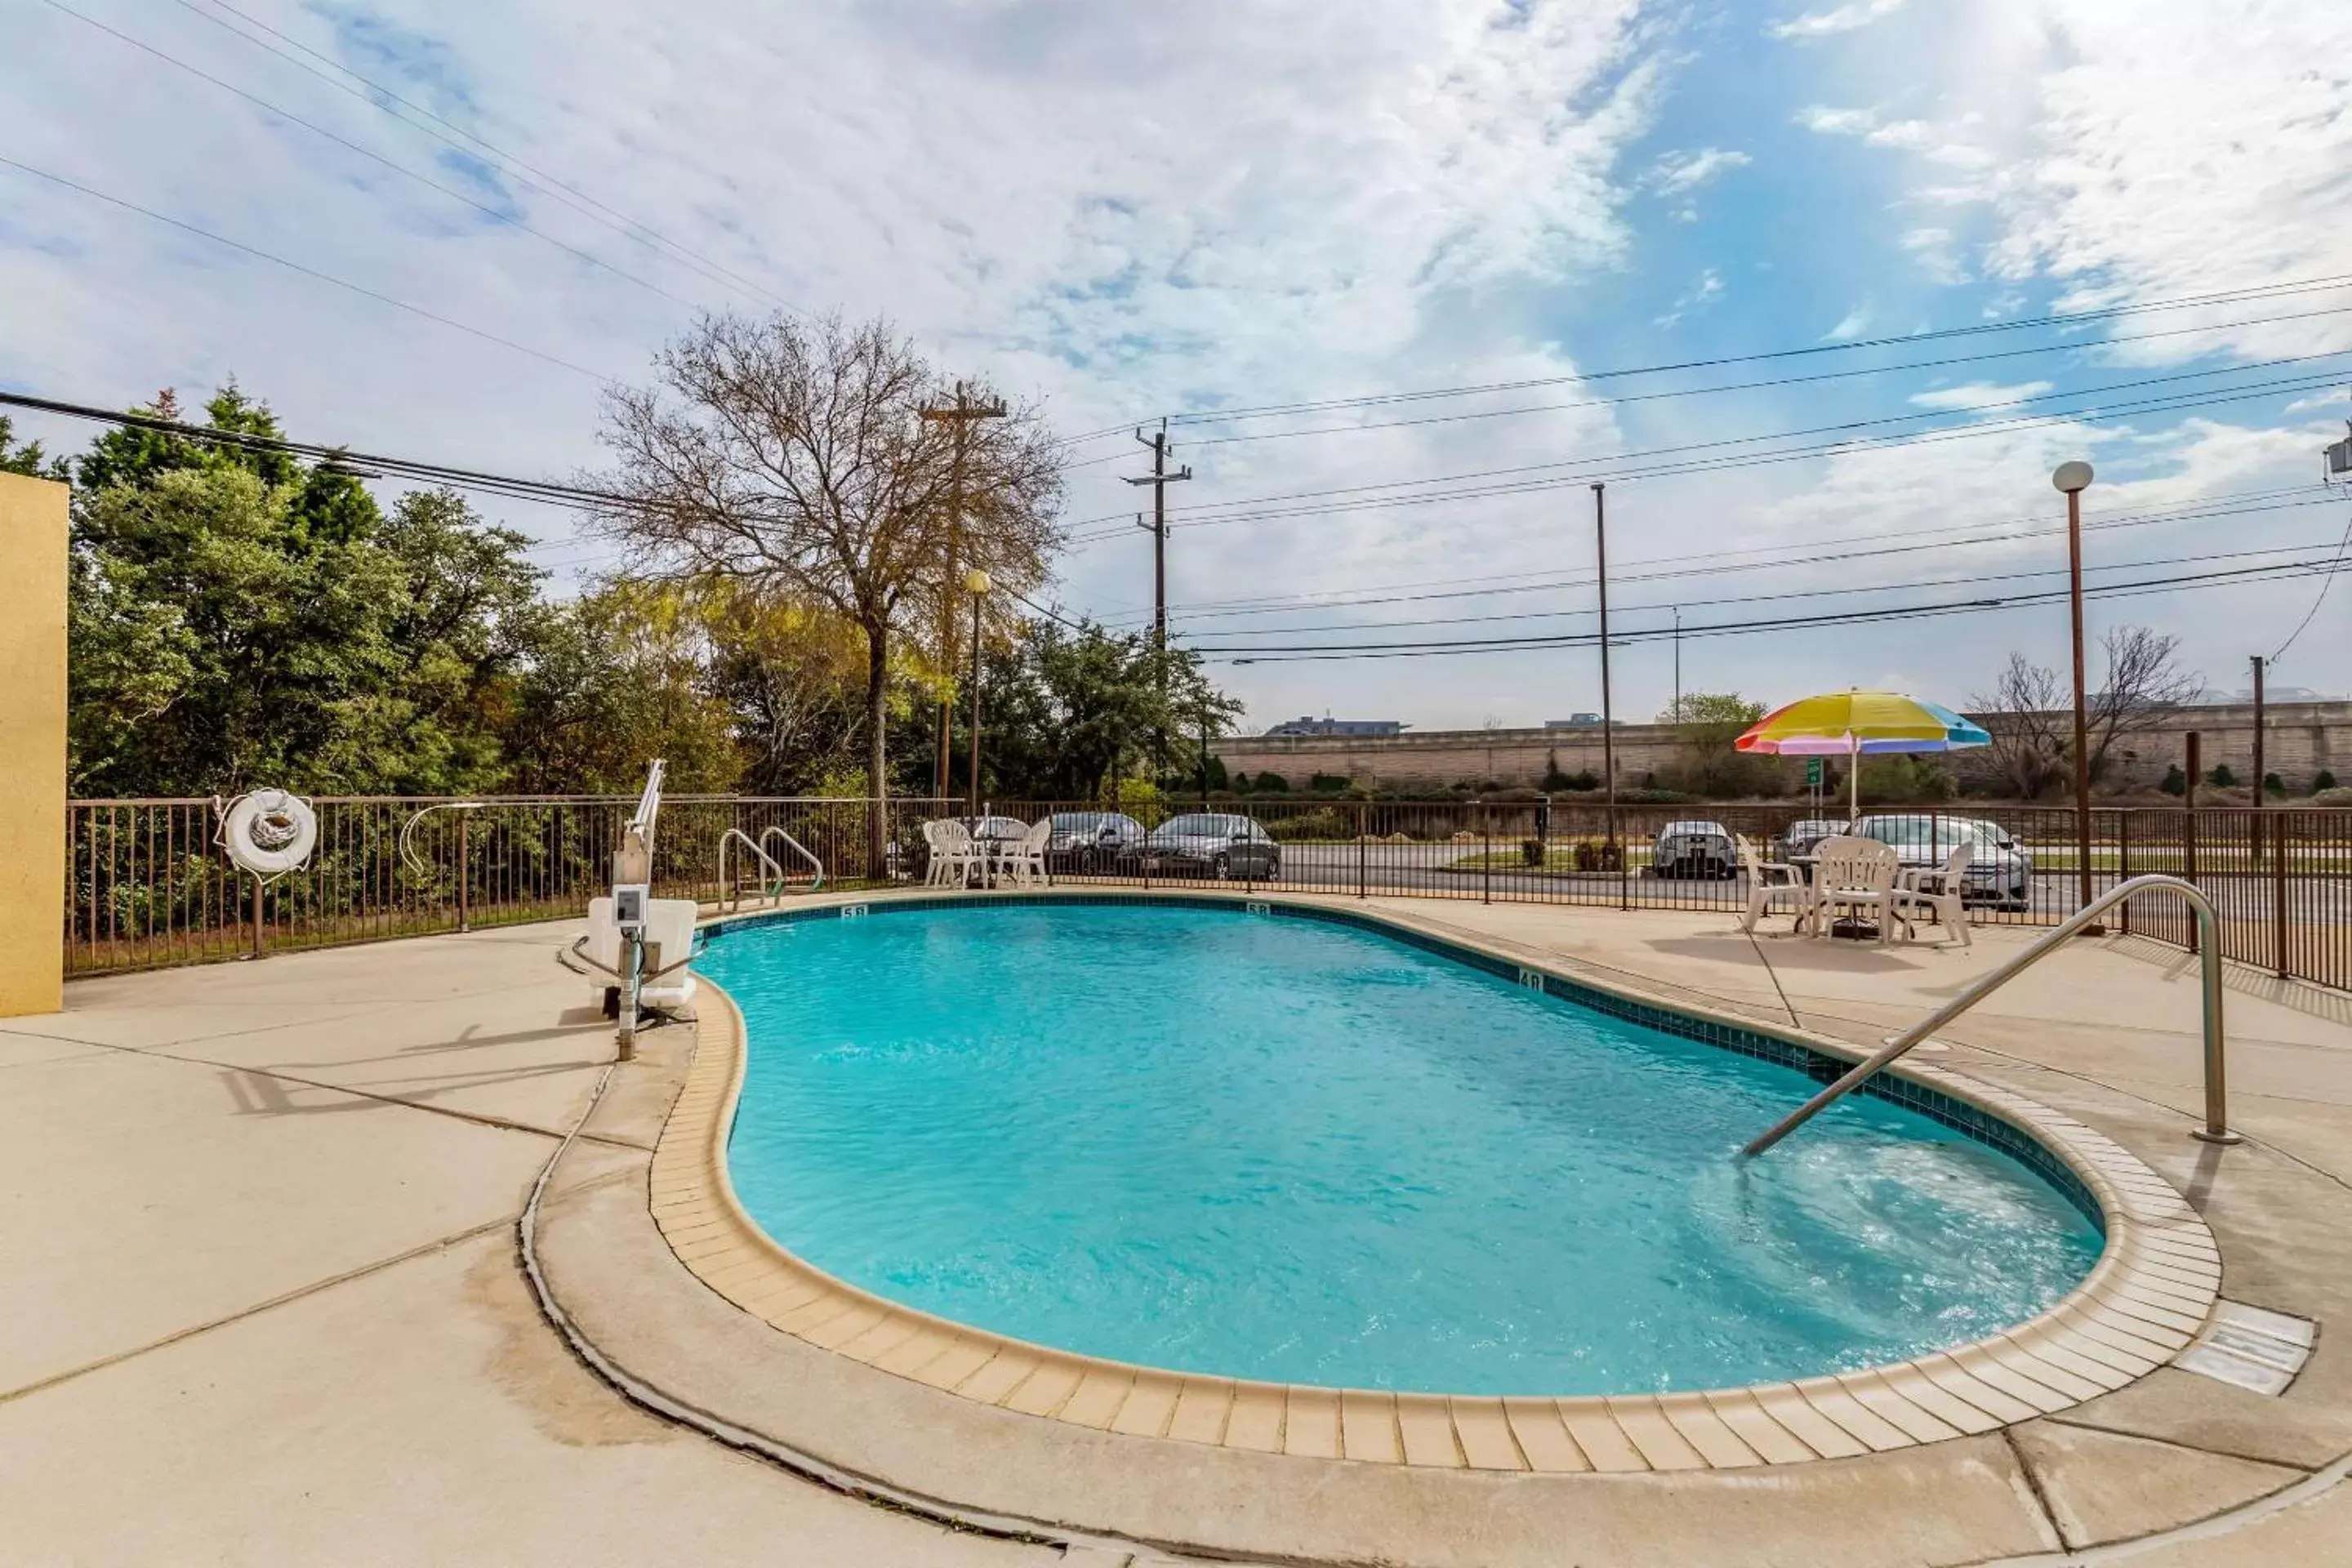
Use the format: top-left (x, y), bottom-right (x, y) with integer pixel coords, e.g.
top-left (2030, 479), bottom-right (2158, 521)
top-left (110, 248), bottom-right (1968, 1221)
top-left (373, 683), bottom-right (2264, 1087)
top-left (4, 0), bottom-right (2347, 730)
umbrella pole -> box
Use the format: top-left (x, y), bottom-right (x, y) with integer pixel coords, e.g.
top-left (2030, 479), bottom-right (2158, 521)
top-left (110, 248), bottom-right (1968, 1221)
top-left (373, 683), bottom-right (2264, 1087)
top-left (1848, 733), bottom-right (1860, 818)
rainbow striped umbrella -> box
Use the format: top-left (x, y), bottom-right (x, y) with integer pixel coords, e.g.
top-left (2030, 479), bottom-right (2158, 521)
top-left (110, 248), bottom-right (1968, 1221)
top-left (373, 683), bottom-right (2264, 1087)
top-left (1735, 691), bottom-right (1989, 814)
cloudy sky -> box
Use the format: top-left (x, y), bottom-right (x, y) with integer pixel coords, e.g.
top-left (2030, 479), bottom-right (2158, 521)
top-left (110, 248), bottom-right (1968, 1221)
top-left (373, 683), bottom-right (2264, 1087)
top-left (6, 0), bottom-right (2350, 732)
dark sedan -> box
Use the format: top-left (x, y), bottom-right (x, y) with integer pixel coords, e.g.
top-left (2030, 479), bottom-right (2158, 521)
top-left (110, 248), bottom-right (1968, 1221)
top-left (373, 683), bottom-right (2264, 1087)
top-left (1137, 813), bottom-right (1281, 880)
top-left (1044, 812), bottom-right (1147, 873)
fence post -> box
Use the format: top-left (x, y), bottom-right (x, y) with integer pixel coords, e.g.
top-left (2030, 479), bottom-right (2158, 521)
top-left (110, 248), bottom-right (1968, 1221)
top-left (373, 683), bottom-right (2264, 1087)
top-left (249, 874), bottom-right (265, 960)
top-left (1481, 801), bottom-right (1491, 905)
top-left (2274, 809), bottom-right (2290, 978)
top-left (2117, 812), bottom-right (2131, 936)
top-left (456, 810), bottom-right (471, 933)
top-left (1357, 804), bottom-right (1368, 899)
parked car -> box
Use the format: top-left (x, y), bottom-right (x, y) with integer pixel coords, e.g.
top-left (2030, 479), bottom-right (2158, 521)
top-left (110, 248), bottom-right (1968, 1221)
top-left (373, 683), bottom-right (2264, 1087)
top-left (1778, 818), bottom-right (1851, 861)
top-left (1651, 820), bottom-right (1736, 878)
top-left (1043, 811), bottom-right (1147, 873)
top-left (1138, 813), bottom-right (1281, 880)
top-left (1850, 814), bottom-right (2034, 910)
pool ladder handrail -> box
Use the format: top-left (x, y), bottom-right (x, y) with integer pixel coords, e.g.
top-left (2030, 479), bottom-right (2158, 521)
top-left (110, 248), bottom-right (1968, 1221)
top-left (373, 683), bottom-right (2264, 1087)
top-left (1741, 874), bottom-right (2238, 1158)
top-left (717, 826), bottom-right (825, 912)
top-left (760, 825), bottom-right (825, 893)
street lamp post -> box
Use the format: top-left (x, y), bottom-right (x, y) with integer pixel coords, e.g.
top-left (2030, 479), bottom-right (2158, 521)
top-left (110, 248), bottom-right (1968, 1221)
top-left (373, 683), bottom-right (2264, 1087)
top-left (2053, 461), bottom-right (2099, 929)
top-left (965, 568), bottom-right (991, 821)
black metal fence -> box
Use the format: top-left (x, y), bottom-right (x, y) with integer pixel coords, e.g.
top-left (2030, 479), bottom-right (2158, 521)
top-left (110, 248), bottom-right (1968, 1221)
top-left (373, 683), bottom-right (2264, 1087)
top-left (65, 795), bottom-right (951, 975)
top-left (66, 795), bottom-right (2352, 992)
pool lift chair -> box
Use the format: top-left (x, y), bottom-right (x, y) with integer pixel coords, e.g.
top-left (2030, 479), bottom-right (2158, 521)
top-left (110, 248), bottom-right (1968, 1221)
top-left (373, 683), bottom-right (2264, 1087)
top-left (559, 761), bottom-right (696, 1058)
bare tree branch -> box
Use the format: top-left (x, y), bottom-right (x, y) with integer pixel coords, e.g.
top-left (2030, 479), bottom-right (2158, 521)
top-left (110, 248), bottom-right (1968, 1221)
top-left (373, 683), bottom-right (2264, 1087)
top-left (588, 311), bottom-right (1065, 826)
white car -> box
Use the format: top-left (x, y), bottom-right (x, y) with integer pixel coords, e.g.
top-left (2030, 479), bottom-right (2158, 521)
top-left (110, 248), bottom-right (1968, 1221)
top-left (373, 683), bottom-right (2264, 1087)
top-left (1850, 814), bottom-right (2033, 911)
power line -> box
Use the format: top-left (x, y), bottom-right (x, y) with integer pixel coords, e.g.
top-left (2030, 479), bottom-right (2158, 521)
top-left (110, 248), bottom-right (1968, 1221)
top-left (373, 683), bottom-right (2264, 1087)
top-left (2268, 506), bottom-right (2352, 664)
top-left (1062, 367), bottom-right (2352, 543)
top-left (0, 158), bottom-right (612, 383)
top-left (36, 0), bottom-right (697, 310)
top-left (1146, 274), bottom-right (2352, 429)
top-left (1200, 557), bottom-right (2350, 663)
top-left (1069, 354), bottom-right (2350, 532)
top-left (1167, 538), bottom-right (2345, 640)
top-left (1084, 486), bottom-right (2336, 628)
top-left (0, 389), bottom-right (625, 506)
top-left (1159, 305), bottom-right (2352, 452)
top-left (169, 0), bottom-right (801, 314)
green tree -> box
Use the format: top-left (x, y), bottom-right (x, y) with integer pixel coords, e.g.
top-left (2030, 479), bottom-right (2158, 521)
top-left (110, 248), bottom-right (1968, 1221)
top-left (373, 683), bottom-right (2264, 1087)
top-left (499, 579), bottom-right (744, 794)
top-left (951, 618), bottom-right (1242, 801)
top-left (1658, 692), bottom-right (1774, 799)
top-left (0, 414), bottom-right (61, 478)
top-left (65, 385), bottom-right (553, 796)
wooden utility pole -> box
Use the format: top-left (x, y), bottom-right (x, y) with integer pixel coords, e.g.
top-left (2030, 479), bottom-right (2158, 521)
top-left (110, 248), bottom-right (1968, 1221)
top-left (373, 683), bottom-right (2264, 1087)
top-left (920, 384), bottom-right (1006, 800)
top-left (1126, 421), bottom-right (1192, 786)
top-left (2251, 654), bottom-right (2269, 858)
top-left (1125, 421), bottom-right (1192, 656)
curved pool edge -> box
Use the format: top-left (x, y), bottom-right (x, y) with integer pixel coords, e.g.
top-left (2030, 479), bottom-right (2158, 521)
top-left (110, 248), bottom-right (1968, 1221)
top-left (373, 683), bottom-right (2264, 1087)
top-left (654, 888), bottom-right (2222, 1475)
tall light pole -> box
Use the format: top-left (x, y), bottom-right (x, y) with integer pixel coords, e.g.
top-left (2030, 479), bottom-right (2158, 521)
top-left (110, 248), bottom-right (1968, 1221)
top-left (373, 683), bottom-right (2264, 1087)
top-left (2053, 461), bottom-right (2097, 927)
top-left (965, 568), bottom-right (991, 820)
top-left (1592, 483), bottom-right (1618, 873)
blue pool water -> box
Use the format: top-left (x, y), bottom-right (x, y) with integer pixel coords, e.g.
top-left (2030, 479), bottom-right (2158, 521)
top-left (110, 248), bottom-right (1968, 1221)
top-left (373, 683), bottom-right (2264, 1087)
top-left (699, 903), bottom-right (2101, 1396)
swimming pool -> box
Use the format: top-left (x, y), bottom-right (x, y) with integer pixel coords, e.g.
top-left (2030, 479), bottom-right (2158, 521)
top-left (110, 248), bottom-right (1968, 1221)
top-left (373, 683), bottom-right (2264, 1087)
top-left (697, 899), bottom-right (2103, 1397)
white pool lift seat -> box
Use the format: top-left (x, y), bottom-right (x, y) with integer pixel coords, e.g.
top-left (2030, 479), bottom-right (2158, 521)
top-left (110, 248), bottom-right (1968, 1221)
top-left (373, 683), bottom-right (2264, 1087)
top-left (584, 894), bottom-right (701, 1010)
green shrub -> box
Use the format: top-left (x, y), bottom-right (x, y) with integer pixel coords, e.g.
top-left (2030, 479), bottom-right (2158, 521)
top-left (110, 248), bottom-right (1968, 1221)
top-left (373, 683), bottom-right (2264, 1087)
top-left (2159, 763), bottom-right (2187, 797)
top-left (2314, 769), bottom-right (2339, 793)
top-left (2264, 772), bottom-right (2287, 798)
top-left (1572, 839), bottom-right (1624, 871)
top-left (1253, 772), bottom-right (1289, 792)
top-left (1308, 773), bottom-right (1352, 793)
top-left (2208, 764), bottom-right (2238, 788)
top-left (1265, 808), bottom-right (1352, 841)
top-left (1520, 838), bottom-right (1544, 866)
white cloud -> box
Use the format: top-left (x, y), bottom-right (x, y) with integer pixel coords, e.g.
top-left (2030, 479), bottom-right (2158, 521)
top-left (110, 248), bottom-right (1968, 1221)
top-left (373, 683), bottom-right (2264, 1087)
top-left (1797, 104), bottom-right (1993, 167)
top-left (1654, 267), bottom-right (1724, 327)
top-left (1771, 0), bottom-right (1913, 40)
top-left (1979, 0), bottom-right (2352, 367)
top-left (1909, 380), bottom-right (2054, 412)
top-left (1796, 105), bottom-right (1878, 136)
top-left (1900, 225), bottom-right (1970, 285)
top-left (1648, 146), bottom-right (1751, 194)
top-left (1824, 303), bottom-right (1874, 340)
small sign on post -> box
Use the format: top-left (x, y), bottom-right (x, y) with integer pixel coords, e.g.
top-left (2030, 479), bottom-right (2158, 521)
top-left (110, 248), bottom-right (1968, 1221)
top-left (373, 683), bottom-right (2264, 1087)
top-left (1805, 758), bottom-right (1824, 788)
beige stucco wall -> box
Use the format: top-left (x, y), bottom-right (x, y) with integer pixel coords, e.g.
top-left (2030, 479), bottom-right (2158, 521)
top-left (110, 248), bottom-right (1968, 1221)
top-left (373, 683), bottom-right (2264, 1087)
top-left (0, 474), bottom-right (67, 1016)
top-left (1212, 702), bottom-right (2352, 795)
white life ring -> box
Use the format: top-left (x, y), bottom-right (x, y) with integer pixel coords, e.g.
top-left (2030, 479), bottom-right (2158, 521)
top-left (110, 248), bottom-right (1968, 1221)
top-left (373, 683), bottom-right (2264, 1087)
top-left (221, 790), bottom-right (318, 877)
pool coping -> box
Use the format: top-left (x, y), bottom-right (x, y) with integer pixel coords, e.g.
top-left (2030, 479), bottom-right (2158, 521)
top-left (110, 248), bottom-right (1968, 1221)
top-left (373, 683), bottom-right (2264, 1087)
top-left (648, 887), bottom-right (2223, 1476)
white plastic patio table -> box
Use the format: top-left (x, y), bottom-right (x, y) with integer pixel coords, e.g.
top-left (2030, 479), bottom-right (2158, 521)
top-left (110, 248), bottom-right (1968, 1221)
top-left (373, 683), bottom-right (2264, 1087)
top-left (1784, 853), bottom-right (1917, 941)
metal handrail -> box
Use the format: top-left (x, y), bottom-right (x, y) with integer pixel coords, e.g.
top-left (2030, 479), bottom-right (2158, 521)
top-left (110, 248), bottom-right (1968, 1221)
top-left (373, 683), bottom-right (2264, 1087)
top-left (1741, 873), bottom-right (2238, 1157)
top-left (758, 825), bottom-right (826, 892)
top-left (717, 829), bottom-right (790, 913)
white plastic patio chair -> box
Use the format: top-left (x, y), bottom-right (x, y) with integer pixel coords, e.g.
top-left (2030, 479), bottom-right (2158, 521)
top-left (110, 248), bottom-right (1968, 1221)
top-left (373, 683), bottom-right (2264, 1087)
top-left (1811, 835), bottom-right (1905, 945)
top-left (924, 819), bottom-right (977, 887)
top-left (1891, 840), bottom-right (1976, 948)
top-left (1736, 835), bottom-right (1814, 934)
top-left (1001, 817), bottom-right (1053, 888)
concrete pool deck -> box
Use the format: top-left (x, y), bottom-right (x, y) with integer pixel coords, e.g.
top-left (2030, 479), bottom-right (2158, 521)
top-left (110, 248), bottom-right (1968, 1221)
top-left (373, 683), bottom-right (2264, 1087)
top-left (4, 898), bottom-right (2350, 1564)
